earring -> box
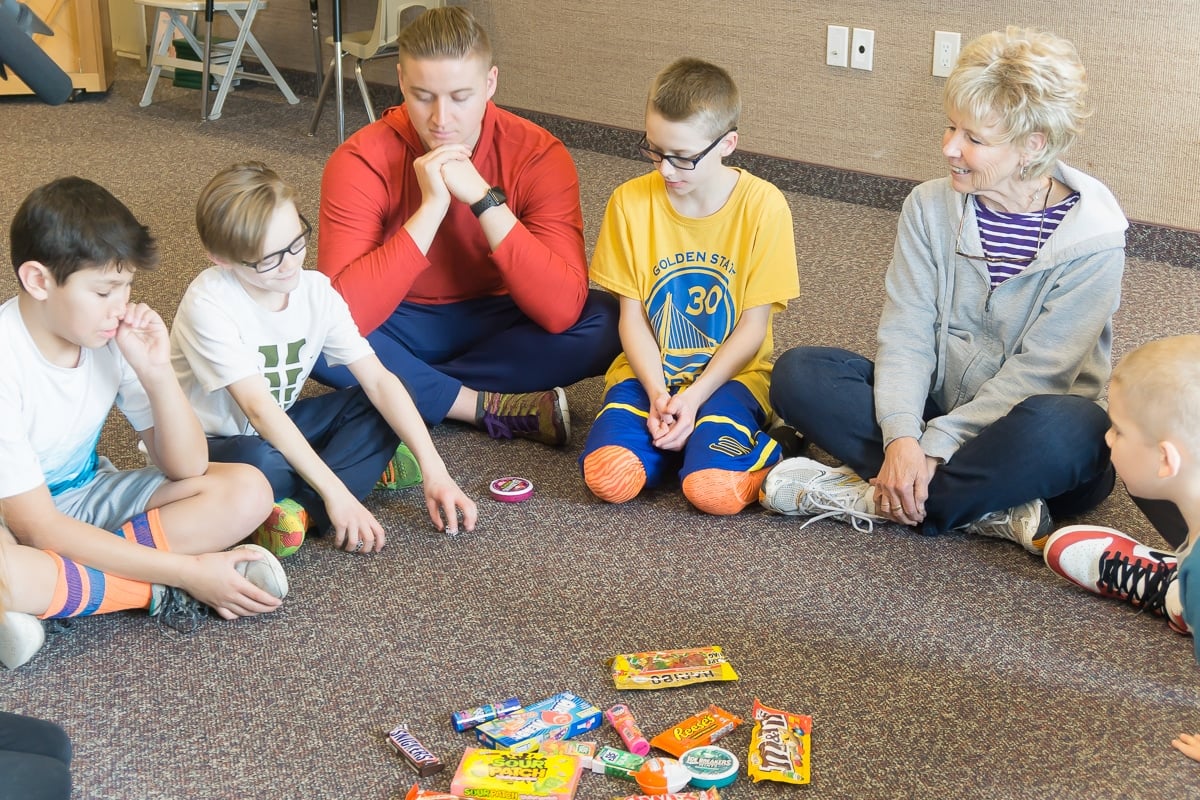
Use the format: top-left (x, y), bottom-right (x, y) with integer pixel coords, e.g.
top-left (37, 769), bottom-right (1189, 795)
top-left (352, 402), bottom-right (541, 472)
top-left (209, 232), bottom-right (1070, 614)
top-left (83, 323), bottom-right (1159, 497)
top-left (1019, 162), bottom-right (1029, 181)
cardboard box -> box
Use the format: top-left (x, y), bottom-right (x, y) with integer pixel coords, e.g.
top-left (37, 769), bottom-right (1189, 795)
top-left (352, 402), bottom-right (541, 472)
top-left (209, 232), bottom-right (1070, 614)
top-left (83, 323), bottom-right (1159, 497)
top-left (475, 692), bottom-right (602, 753)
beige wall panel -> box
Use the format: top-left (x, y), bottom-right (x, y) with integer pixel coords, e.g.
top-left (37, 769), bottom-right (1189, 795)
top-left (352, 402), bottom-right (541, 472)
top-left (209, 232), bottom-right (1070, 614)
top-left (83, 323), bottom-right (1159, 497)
top-left (246, 0), bottom-right (1200, 231)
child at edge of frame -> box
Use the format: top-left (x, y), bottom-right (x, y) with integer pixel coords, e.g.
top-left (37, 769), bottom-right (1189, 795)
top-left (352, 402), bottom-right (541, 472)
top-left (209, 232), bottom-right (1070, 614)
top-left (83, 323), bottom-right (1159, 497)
top-left (0, 176), bottom-right (288, 669)
top-left (1041, 334), bottom-right (1200, 761)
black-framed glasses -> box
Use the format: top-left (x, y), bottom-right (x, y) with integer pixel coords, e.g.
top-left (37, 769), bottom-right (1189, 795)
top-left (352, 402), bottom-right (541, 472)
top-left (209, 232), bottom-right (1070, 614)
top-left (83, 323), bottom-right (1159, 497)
top-left (243, 215), bottom-right (311, 273)
top-left (954, 189), bottom-right (1049, 265)
top-left (637, 128), bottom-right (737, 171)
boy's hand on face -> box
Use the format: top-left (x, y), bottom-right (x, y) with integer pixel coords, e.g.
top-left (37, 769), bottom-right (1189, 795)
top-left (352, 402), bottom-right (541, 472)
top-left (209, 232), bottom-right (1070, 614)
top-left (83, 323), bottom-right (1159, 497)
top-left (114, 302), bottom-right (171, 375)
top-left (326, 494), bottom-right (386, 553)
top-left (422, 471), bottom-right (478, 534)
top-left (1172, 733), bottom-right (1200, 763)
top-left (413, 144), bottom-right (470, 213)
top-left (184, 551), bottom-right (284, 619)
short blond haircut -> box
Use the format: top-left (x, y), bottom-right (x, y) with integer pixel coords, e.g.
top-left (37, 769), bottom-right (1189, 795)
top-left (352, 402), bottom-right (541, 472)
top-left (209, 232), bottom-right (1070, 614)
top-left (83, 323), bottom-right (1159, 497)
top-left (944, 27), bottom-right (1090, 179)
top-left (647, 57), bottom-right (740, 140)
top-left (1111, 335), bottom-right (1200, 454)
top-left (397, 6), bottom-right (491, 65)
top-left (196, 162), bottom-right (297, 265)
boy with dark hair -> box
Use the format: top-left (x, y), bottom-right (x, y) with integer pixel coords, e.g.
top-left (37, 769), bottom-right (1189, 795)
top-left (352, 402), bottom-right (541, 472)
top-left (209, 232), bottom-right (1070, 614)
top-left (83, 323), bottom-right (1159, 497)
top-left (0, 177), bottom-right (287, 667)
top-left (579, 58), bottom-right (800, 514)
top-left (1043, 334), bottom-right (1200, 761)
top-left (172, 162), bottom-right (476, 556)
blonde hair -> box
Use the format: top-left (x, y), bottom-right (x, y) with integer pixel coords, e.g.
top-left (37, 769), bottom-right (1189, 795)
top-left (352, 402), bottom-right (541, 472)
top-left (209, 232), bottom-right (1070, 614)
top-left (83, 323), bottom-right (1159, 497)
top-left (943, 27), bottom-right (1090, 179)
top-left (1111, 335), bottom-right (1200, 454)
top-left (397, 6), bottom-right (491, 65)
top-left (196, 162), bottom-right (297, 265)
top-left (647, 57), bottom-right (740, 140)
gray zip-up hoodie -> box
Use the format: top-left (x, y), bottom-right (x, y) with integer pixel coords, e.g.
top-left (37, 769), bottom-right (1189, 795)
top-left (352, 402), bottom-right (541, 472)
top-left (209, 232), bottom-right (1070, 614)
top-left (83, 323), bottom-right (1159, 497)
top-left (874, 162), bottom-right (1127, 463)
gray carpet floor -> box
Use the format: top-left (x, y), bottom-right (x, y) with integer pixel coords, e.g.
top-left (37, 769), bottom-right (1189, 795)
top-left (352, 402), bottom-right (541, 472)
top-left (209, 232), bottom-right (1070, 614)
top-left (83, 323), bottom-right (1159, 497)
top-left (2, 63), bottom-right (1200, 799)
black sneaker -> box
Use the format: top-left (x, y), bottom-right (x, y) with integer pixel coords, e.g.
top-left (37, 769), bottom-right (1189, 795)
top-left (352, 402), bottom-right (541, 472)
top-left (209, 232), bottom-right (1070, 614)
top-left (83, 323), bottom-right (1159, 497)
top-left (148, 585), bottom-right (208, 634)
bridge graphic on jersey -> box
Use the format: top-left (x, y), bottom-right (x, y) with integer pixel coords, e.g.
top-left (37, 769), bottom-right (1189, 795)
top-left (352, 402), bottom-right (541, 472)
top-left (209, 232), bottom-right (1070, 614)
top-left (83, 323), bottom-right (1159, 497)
top-left (652, 290), bottom-right (721, 384)
top-left (652, 291), bottom-right (721, 352)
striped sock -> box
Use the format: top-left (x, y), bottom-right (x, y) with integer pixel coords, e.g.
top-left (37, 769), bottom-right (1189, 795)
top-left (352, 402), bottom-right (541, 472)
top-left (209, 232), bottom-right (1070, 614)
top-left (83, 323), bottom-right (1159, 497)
top-left (682, 466), bottom-right (770, 516)
top-left (582, 445), bottom-right (646, 504)
top-left (112, 509), bottom-right (170, 549)
top-left (38, 509), bottom-right (170, 619)
top-left (38, 552), bottom-right (153, 619)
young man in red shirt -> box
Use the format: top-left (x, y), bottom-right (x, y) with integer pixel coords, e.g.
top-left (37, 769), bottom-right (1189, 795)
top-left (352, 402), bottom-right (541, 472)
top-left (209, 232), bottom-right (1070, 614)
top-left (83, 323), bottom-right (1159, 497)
top-left (315, 6), bottom-right (619, 447)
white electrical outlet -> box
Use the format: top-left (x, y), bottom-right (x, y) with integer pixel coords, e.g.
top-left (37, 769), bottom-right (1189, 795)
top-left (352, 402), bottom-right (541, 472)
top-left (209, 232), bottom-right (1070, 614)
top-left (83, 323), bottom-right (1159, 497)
top-left (850, 28), bottom-right (874, 71)
top-left (826, 25), bottom-right (849, 68)
top-left (932, 30), bottom-right (960, 77)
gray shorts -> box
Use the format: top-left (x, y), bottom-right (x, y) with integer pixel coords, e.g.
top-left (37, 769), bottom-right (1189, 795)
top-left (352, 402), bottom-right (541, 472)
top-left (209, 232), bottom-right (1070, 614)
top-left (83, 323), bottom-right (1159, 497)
top-left (53, 457), bottom-right (168, 533)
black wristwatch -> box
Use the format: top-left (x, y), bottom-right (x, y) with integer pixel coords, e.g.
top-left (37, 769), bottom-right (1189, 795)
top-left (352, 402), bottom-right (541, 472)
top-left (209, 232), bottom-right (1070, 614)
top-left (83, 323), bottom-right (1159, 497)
top-left (470, 186), bottom-right (507, 217)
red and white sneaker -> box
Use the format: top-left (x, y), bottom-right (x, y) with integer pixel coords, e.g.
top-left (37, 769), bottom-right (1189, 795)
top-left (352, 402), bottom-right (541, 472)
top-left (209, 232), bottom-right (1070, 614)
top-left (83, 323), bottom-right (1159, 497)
top-left (1044, 525), bottom-right (1184, 630)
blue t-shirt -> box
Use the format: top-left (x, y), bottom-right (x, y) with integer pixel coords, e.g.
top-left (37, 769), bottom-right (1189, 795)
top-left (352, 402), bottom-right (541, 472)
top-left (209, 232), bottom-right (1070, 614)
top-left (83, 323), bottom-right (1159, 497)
top-left (1177, 537), bottom-right (1200, 664)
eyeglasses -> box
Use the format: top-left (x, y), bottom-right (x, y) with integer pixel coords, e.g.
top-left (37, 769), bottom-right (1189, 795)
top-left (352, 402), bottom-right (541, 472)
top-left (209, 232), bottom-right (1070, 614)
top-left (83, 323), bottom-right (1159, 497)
top-left (243, 215), bottom-right (311, 273)
top-left (637, 128), bottom-right (737, 171)
top-left (954, 185), bottom-right (1050, 265)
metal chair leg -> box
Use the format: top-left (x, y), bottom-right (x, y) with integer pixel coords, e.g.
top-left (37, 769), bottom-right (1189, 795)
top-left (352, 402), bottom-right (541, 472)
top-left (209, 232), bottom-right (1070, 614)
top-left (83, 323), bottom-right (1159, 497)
top-left (354, 58), bottom-right (375, 123)
top-left (308, 55), bottom-right (338, 135)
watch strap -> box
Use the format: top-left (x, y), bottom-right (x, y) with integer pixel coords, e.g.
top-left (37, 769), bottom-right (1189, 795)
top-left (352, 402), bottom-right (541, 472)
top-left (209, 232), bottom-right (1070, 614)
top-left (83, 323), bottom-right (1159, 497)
top-left (470, 186), bottom-right (507, 217)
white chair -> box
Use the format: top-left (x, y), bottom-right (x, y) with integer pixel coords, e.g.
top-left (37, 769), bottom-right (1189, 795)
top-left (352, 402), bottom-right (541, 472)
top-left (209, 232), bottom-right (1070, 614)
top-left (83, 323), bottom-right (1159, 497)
top-left (308, 0), bottom-right (441, 135)
top-left (136, 0), bottom-right (299, 120)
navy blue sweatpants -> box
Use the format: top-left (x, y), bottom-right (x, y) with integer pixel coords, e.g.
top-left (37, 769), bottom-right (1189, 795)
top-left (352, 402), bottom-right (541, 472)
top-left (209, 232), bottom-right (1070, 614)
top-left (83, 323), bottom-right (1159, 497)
top-left (311, 291), bottom-right (622, 425)
top-left (206, 386), bottom-right (399, 531)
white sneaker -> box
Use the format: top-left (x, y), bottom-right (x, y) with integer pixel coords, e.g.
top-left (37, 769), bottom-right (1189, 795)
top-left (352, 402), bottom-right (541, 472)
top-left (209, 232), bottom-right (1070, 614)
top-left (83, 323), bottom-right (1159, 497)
top-left (760, 456), bottom-right (884, 532)
top-left (233, 543), bottom-right (289, 600)
top-left (0, 611), bottom-right (46, 669)
top-left (961, 498), bottom-right (1052, 554)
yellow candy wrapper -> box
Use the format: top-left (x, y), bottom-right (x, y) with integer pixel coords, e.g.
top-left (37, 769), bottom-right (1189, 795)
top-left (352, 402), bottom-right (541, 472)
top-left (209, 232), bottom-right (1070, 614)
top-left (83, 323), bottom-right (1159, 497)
top-left (451, 747), bottom-right (584, 800)
top-left (609, 647), bottom-right (739, 690)
top-left (746, 698), bottom-right (811, 785)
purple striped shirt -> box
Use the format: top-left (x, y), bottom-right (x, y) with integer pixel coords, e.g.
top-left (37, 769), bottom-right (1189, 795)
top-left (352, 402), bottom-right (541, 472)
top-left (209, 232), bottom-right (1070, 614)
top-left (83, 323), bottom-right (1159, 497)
top-left (974, 192), bottom-right (1080, 286)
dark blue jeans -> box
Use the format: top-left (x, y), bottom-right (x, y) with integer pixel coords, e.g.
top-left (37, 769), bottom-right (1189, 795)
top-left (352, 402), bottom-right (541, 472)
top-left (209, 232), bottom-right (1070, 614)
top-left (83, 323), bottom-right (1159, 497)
top-left (312, 290), bottom-right (622, 425)
top-left (0, 712), bottom-right (71, 800)
top-left (206, 387), bottom-right (399, 532)
top-left (769, 346), bottom-right (1115, 536)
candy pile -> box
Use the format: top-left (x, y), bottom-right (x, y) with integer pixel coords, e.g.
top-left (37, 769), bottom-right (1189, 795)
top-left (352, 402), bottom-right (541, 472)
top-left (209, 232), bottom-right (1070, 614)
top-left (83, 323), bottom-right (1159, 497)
top-left (394, 646), bottom-right (812, 799)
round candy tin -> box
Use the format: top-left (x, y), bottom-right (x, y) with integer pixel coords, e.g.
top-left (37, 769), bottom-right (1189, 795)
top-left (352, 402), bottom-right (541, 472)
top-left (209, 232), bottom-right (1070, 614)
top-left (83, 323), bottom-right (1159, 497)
top-left (680, 745), bottom-right (739, 789)
top-left (488, 476), bottom-right (534, 502)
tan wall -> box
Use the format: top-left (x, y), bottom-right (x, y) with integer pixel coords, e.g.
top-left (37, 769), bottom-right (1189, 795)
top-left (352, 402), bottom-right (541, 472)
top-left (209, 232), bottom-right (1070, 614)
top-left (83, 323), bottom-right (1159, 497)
top-left (253, 0), bottom-right (1200, 231)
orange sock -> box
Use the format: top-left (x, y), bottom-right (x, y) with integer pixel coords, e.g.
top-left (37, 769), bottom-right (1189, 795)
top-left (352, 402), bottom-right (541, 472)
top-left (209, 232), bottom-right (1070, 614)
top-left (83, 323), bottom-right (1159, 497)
top-left (38, 551), bottom-right (154, 618)
top-left (583, 445), bottom-right (646, 504)
top-left (682, 467), bottom-right (770, 516)
top-left (113, 508), bottom-right (170, 550)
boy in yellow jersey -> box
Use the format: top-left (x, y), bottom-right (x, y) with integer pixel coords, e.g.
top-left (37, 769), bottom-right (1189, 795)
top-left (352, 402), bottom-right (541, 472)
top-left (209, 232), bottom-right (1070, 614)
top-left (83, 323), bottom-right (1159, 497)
top-left (580, 58), bottom-right (799, 514)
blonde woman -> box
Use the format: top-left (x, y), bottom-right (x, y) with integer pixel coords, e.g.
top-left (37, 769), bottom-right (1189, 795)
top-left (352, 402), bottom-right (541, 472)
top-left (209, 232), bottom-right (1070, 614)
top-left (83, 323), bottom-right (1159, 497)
top-left (764, 27), bottom-right (1123, 552)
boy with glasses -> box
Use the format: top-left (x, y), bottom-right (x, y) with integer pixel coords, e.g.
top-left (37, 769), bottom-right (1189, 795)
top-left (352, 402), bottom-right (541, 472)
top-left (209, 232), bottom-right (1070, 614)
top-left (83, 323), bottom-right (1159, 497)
top-left (579, 58), bottom-right (799, 515)
top-left (172, 162), bottom-right (477, 558)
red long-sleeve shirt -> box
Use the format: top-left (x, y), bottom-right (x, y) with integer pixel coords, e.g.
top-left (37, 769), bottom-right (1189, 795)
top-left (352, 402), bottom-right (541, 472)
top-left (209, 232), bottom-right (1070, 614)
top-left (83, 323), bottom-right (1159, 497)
top-left (317, 102), bottom-right (589, 336)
